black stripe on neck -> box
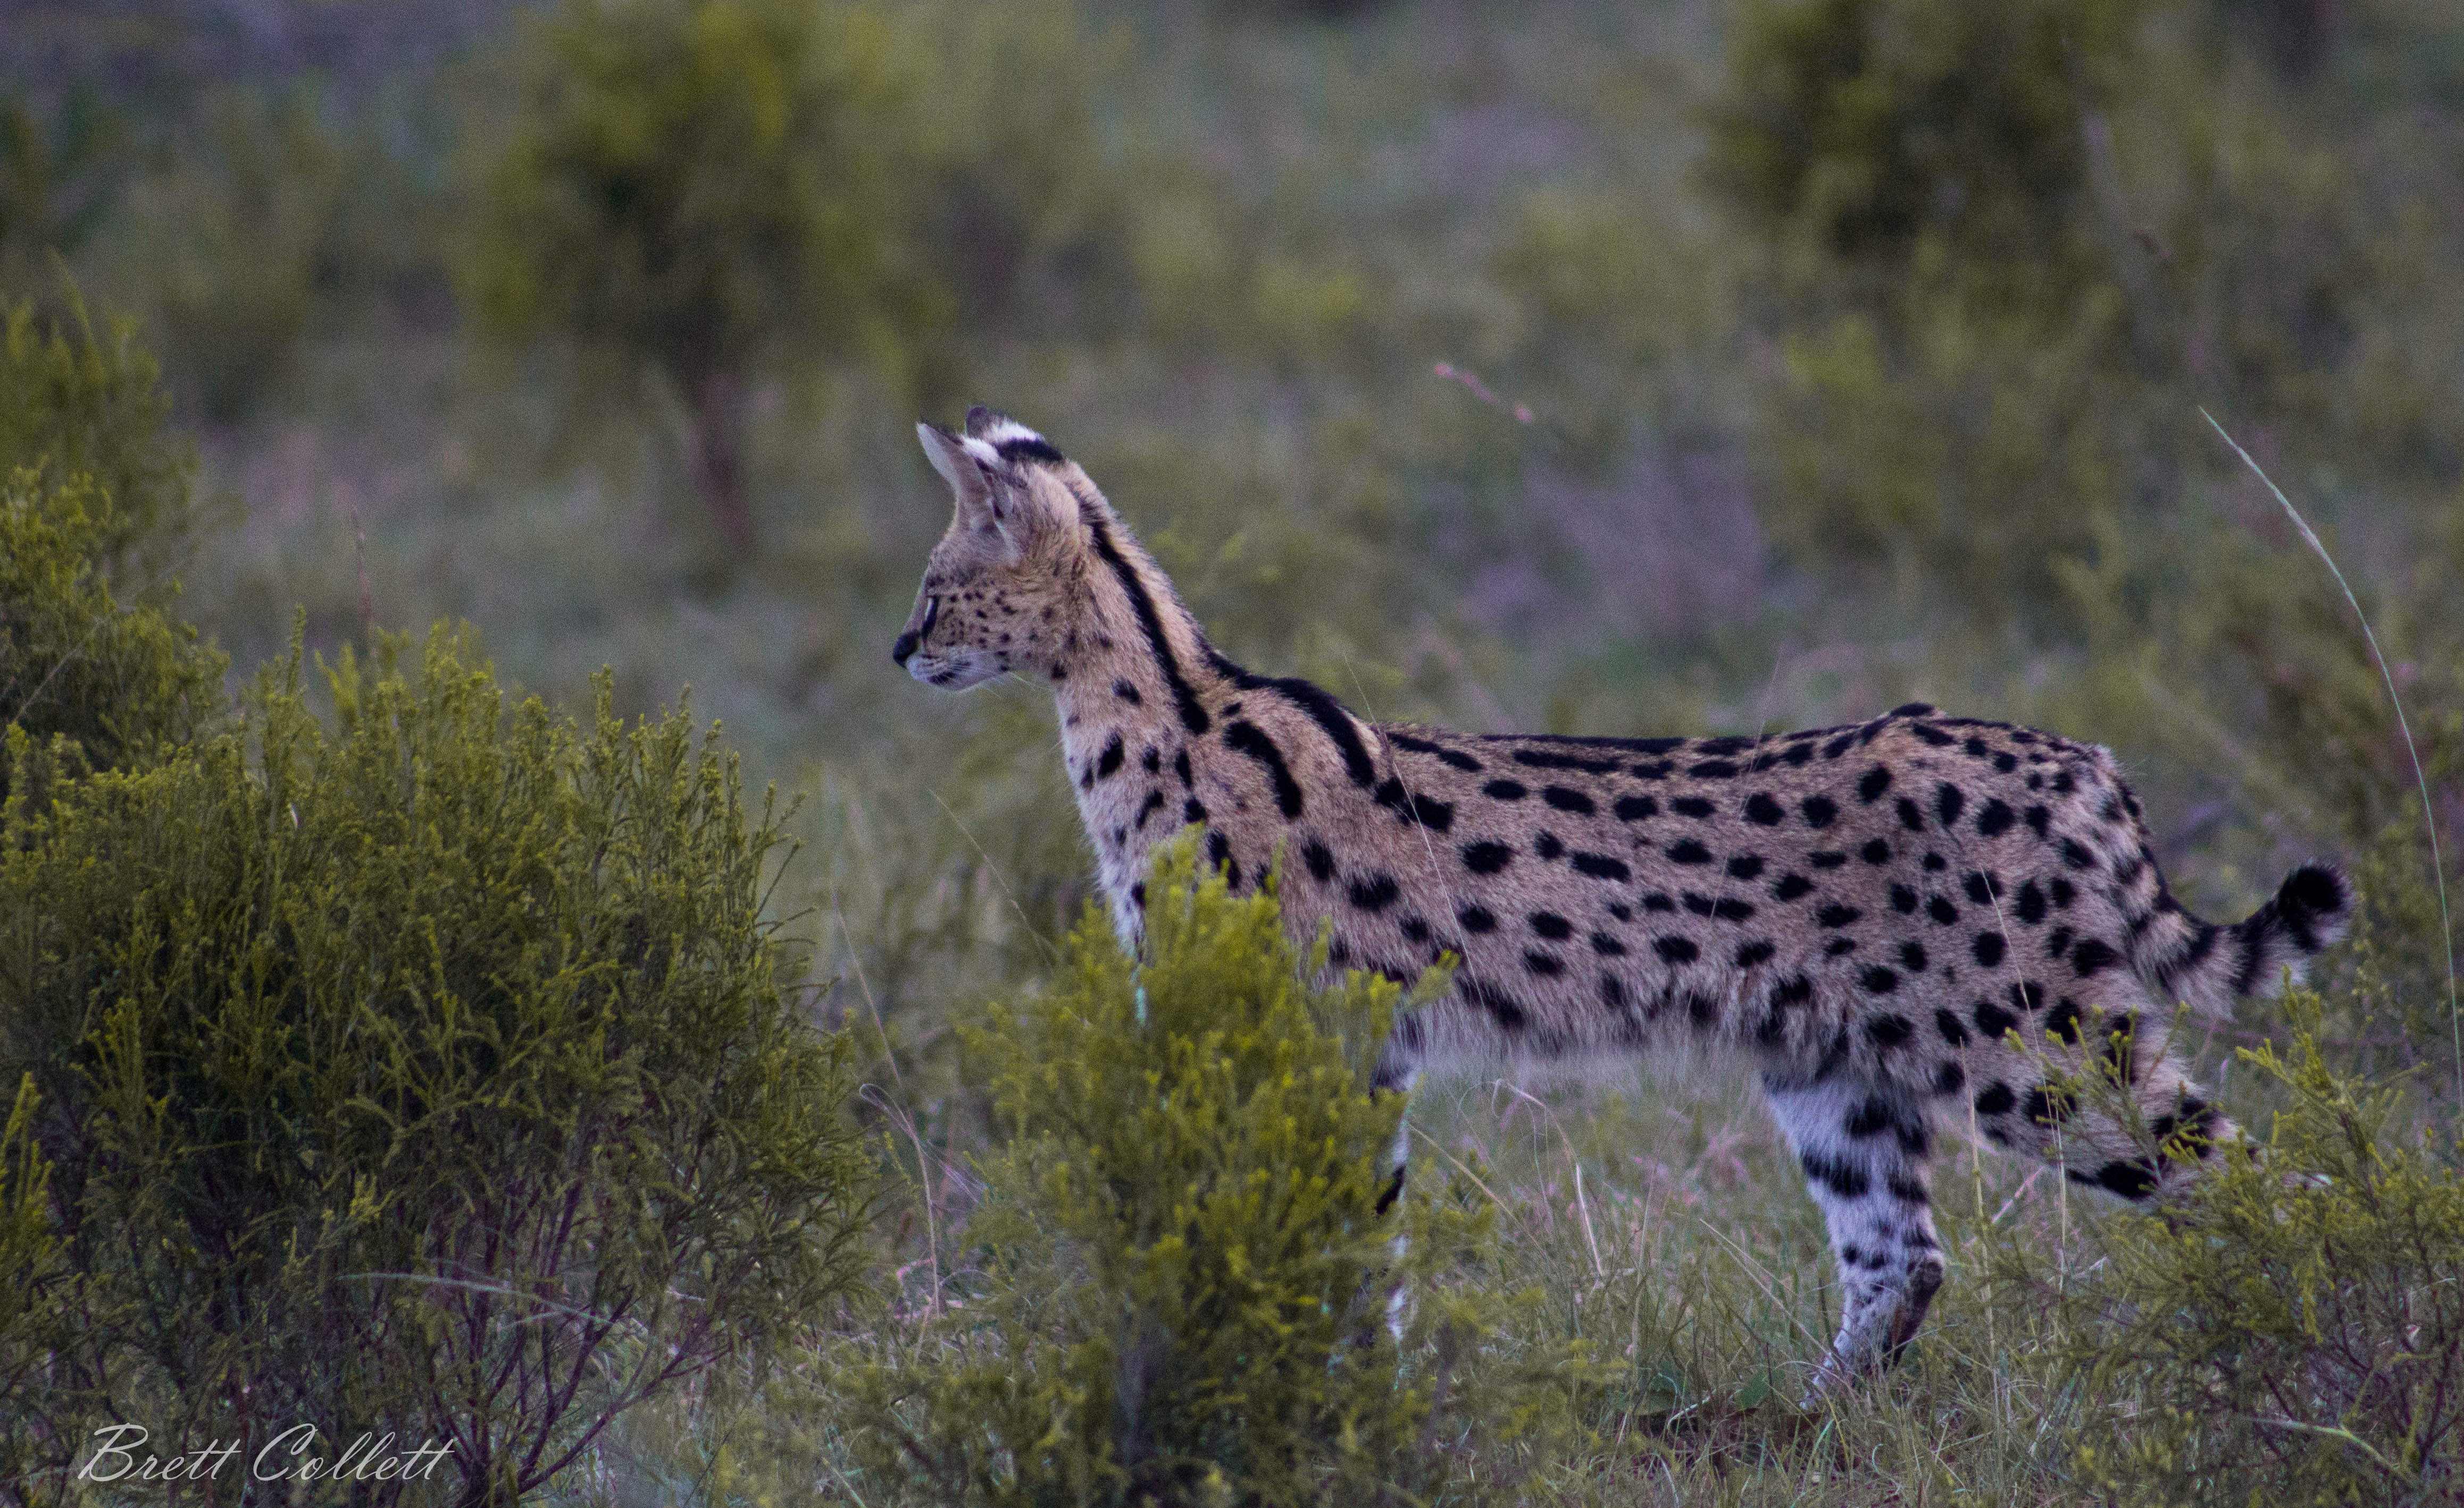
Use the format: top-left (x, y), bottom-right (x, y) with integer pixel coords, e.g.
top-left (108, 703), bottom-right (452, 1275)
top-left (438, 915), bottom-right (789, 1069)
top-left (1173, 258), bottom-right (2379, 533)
top-left (1204, 647), bottom-right (1376, 789)
top-left (1088, 520), bottom-right (1210, 735)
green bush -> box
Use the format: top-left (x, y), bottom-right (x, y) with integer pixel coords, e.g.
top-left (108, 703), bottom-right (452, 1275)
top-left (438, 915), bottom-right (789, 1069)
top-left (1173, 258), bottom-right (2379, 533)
top-left (0, 627), bottom-right (871, 1505)
top-left (0, 87), bottom-right (127, 294)
top-left (458, 0), bottom-right (948, 553)
top-left (0, 1076), bottom-right (76, 1507)
top-left (0, 468), bottom-right (225, 803)
top-left (1, 290), bottom-right (205, 588)
top-left (857, 841), bottom-right (1534, 1505)
top-left (2057, 992), bottom-right (2464, 1503)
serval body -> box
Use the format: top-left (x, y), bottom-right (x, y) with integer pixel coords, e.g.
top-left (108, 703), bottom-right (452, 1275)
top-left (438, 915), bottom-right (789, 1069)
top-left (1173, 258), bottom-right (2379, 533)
top-left (892, 408), bottom-right (2352, 1389)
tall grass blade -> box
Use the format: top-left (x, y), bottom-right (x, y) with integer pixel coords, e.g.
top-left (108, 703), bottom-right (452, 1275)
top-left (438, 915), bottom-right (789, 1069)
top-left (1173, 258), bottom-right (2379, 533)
top-left (2201, 408), bottom-right (2461, 1107)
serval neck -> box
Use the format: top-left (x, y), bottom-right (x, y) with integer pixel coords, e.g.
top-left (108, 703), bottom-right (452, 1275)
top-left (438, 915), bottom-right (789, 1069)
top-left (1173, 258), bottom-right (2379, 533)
top-left (1043, 508), bottom-right (1281, 930)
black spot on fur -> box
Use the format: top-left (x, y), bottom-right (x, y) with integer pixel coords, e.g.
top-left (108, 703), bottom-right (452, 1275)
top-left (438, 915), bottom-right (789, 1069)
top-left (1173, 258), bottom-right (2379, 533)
top-left (1349, 874), bottom-right (1401, 912)
top-left (1457, 904), bottom-right (1497, 933)
top-left (1735, 939), bottom-right (1776, 967)
top-left (1897, 797), bottom-right (1926, 832)
top-left (2017, 882), bottom-right (2048, 924)
top-left (1818, 904), bottom-right (1862, 928)
top-left (1773, 974), bottom-right (1815, 1006)
top-left (1934, 784), bottom-right (1966, 827)
top-left (1591, 931), bottom-right (1627, 957)
top-left (1861, 967), bottom-right (1901, 995)
top-left (1484, 779), bottom-right (1528, 800)
top-left (1974, 1082), bottom-right (2016, 1117)
top-left (1667, 839), bottom-right (1713, 865)
top-left (1861, 839), bottom-right (1893, 865)
top-left (1774, 873), bottom-right (1815, 902)
top-left (1975, 799), bottom-right (2014, 837)
top-left (1899, 941), bottom-right (1928, 972)
top-left (2061, 838), bottom-right (2095, 870)
top-left (1972, 932), bottom-right (2006, 967)
top-left (1934, 1008), bottom-right (1970, 1046)
top-left (1302, 839), bottom-right (1335, 882)
top-left (1933, 1061), bottom-right (1966, 1095)
top-left (1460, 976), bottom-right (1527, 1030)
top-left (1175, 749), bottom-right (1193, 787)
top-left (1523, 950), bottom-right (1565, 977)
top-left (1572, 851), bottom-right (1632, 882)
top-left (1534, 832), bottom-right (1565, 860)
top-left (2095, 1160), bottom-right (2159, 1199)
top-left (1858, 765), bottom-right (1893, 802)
top-left (1672, 797), bottom-right (1715, 819)
top-left (1727, 854), bottom-right (1766, 880)
top-left (1891, 883), bottom-right (1919, 914)
top-left (1530, 912), bottom-right (1573, 940)
top-left (1113, 680), bottom-right (1141, 704)
top-left (1372, 777), bottom-right (1455, 832)
top-left (1461, 841), bottom-right (1513, 875)
top-left (1542, 785), bottom-right (1595, 815)
top-left (1655, 936), bottom-right (1700, 964)
top-left (1801, 795), bottom-right (1839, 828)
top-left (1845, 1097), bottom-right (1895, 1138)
top-left (1928, 895), bottom-right (1959, 925)
top-left (2070, 937), bottom-right (2120, 978)
top-left (2043, 998), bottom-right (2084, 1044)
top-left (1745, 793), bottom-right (1785, 825)
top-left (1183, 798), bottom-right (1207, 824)
top-left (1973, 999), bottom-right (2018, 1038)
top-left (1096, 734), bottom-right (1125, 779)
top-left (2023, 1084), bottom-right (2075, 1126)
top-left (1801, 1152), bottom-right (1870, 1200)
top-left (1964, 871), bottom-right (2001, 904)
top-left (1811, 851), bottom-right (1848, 869)
top-left (1614, 794), bottom-right (1659, 821)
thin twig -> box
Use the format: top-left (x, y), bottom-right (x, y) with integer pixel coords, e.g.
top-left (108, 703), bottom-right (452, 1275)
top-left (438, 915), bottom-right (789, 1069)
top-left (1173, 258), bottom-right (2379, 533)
top-left (2202, 409), bottom-right (2461, 1108)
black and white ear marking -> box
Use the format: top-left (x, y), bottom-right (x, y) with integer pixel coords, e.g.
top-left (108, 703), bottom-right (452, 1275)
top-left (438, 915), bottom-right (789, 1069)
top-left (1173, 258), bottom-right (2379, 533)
top-left (963, 405), bottom-right (1067, 466)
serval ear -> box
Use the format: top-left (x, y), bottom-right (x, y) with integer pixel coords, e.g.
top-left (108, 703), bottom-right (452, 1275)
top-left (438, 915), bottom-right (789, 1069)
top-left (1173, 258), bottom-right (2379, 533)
top-left (917, 421), bottom-right (1002, 529)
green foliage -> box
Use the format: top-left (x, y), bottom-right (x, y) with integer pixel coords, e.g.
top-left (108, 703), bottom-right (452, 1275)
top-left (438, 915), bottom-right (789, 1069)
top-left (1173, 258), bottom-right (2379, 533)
top-left (2060, 992), bottom-right (2464, 1504)
top-left (0, 626), bottom-right (872, 1504)
top-left (0, 470), bottom-right (225, 803)
top-left (99, 89), bottom-right (437, 422)
top-left (0, 290), bottom-right (203, 586)
top-left (1705, 0), bottom-right (2131, 278)
top-left (0, 86), bottom-right (127, 291)
top-left (858, 841), bottom-right (1531, 1505)
top-left (0, 1076), bottom-right (75, 1506)
top-left (458, 0), bottom-right (947, 551)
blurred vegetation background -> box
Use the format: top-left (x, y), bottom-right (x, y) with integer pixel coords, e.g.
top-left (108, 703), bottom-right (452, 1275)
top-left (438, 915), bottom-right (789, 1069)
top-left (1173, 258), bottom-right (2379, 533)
top-left (5, 0), bottom-right (2463, 1499)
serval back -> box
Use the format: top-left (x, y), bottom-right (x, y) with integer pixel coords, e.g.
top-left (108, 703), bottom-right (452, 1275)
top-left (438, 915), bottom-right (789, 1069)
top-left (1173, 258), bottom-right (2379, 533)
top-left (891, 408), bottom-right (2353, 1390)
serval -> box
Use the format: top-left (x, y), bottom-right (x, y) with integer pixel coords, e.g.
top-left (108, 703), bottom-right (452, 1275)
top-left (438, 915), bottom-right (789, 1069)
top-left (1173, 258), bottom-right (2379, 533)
top-left (891, 407), bottom-right (2351, 1390)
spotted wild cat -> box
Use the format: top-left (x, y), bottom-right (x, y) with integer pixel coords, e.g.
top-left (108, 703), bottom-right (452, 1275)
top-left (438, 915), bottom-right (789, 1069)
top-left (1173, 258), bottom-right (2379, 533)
top-left (890, 407), bottom-right (2352, 1390)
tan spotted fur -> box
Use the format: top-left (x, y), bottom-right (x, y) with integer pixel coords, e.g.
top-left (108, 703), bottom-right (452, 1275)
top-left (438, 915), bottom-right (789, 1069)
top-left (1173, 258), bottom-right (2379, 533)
top-left (891, 408), bottom-right (2354, 1388)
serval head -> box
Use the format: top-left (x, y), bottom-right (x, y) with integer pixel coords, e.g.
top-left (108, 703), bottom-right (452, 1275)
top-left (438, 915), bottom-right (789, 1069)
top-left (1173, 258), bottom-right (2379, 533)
top-left (891, 406), bottom-right (1102, 691)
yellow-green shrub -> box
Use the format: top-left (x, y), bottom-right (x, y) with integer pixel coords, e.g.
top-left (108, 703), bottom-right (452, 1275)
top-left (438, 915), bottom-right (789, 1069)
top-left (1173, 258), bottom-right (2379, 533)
top-left (0, 629), bottom-right (872, 1505)
top-left (857, 842), bottom-right (1555, 1505)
